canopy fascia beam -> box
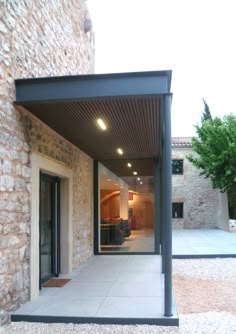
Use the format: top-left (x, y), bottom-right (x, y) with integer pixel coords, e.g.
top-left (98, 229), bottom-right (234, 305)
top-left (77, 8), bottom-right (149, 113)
top-left (15, 70), bottom-right (172, 104)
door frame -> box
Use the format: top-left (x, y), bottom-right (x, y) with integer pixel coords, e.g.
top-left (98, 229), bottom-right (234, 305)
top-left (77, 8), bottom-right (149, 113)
top-left (94, 160), bottom-right (159, 255)
top-left (30, 153), bottom-right (73, 300)
top-left (39, 172), bottom-right (60, 287)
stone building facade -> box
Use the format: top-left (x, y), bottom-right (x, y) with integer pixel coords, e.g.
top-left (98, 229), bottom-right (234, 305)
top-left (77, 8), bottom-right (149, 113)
top-left (172, 137), bottom-right (229, 230)
top-left (0, 1), bottom-right (230, 316)
top-left (0, 0), bottom-right (94, 312)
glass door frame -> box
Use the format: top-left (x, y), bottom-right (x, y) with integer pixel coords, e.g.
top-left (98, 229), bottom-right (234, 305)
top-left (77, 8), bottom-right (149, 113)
top-left (93, 160), bottom-right (159, 255)
top-left (39, 172), bottom-right (60, 287)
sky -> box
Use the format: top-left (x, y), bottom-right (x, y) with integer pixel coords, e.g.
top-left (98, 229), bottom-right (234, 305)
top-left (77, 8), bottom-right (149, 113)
top-left (87, 0), bottom-right (236, 137)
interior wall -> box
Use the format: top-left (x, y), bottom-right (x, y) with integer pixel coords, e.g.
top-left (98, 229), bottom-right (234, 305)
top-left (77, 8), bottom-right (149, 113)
top-left (120, 187), bottom-right (129, 219)
top-left (129, 194), bottom-right (154, 229)
top-left (101, 192), bottom-right (120, 219)
top-left (100, 187), bottom-right (129, 220)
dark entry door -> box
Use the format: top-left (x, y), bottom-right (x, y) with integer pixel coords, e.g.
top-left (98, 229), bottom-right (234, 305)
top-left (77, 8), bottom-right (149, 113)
top-left (39, 173), bottom-right (60, 286)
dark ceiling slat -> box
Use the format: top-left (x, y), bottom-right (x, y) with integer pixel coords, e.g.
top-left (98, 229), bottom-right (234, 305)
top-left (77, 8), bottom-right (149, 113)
top-left (102, 158), bottom-right (155, 177)
top-left (23, 96), bottom-right (161, 163)
top-left (140, 98), bottom-right (150, 152)
top-left (123, 98), bottom-right (140, 152)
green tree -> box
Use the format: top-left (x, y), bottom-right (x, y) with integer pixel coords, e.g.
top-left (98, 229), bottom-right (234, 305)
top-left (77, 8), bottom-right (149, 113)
top-left (201, 98), bottom-right (212, 122)
top-left (187, 108), bottom-right (236, 218)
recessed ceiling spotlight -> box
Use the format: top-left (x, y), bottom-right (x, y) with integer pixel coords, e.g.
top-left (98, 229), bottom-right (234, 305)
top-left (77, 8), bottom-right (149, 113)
top-left (107, 178), bottom-right (111, 181)
top-left (97, 118), bottom-right (107, 131)
top-left (137, 177), bottom-right (140, 181)
top-left (117, 148), bottom-right (124, 155)
top-left (133, 171), bottom-right (138, 175)
top-left (140, 182), bottom-right (143, 185)
top-left (127, 163), bottom-right (132, 168)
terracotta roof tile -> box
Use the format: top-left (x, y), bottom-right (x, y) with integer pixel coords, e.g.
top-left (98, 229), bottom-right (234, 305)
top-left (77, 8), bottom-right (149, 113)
top-left (172, 137), bottom-right (192, 148)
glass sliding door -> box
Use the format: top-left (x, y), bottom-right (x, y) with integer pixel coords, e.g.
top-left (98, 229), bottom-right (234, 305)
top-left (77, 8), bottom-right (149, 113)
top-left (39, 173), bottom-right (60, 286)
top-left (98, 162), bottom-right (154, 253)
top-left (125, 175), bottom-right (155, 252)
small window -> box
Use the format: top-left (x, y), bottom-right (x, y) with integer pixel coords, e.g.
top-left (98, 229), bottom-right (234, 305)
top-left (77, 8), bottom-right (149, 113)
top-left (172, 203), bottom-right (184, 219)
top-left (172, 160), bottom-right (183, 174)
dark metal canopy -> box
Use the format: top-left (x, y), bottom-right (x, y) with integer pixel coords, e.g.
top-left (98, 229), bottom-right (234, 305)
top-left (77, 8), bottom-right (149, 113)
top-left (14, 70), bottom-right (172, 176)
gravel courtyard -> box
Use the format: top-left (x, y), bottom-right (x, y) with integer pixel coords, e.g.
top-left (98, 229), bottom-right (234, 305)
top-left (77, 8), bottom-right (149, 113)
top-left (1, 258), bottom-right (236, 334)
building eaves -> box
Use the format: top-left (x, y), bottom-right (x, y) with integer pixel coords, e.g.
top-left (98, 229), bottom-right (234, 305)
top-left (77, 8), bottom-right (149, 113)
top-left (172, 137), bottom-right (192, 148)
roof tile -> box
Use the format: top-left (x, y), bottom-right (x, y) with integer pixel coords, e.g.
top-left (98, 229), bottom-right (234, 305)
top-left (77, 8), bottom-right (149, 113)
top-left (172, 137), bottom-right (192, 148)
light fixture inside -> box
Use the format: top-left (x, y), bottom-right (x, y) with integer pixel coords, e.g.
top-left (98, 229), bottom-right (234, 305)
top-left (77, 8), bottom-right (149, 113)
top-left (117, 148), bottom-right (124, 155)
top-left (140, 181), bottom-right (143, 185)
top-left (127, 162), bottom-right (132, 168)
top-left (133, 171), bottom-right (138, 175)
top-left (106, 178), bottom-right (111, 182)
top-left (137, 177), bottom-right (140, 181)
top-left (97, 118), bottom-right (107, 131)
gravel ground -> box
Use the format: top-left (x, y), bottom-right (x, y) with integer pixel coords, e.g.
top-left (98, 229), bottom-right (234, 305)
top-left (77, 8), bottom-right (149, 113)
top-left (1, 259), bottom-right (236, 334)
top-left (1, 313), bottom-right (236, 334)
top-left (173, 258), bottom-right (236, 281)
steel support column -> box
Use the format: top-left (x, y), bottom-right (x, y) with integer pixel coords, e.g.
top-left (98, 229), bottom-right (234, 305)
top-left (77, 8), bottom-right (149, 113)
top-left (154, 159), bottom-right (161, 254)
top-left (163, 94), bottom-right (173, 317)
top-left (161, 149), bottom-right (165, 273)
top-left (93, 160), bottom-right (99, 254)
top-left (159, 102), bottom-right (165, 273)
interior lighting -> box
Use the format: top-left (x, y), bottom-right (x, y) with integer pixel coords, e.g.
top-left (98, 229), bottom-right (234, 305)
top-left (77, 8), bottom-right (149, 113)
top-left (137, 177), bottom-right (140, 181)
top-left (97, 118), bottom-right (107, 131)
top-left (107, 179), bottom-right (111, 182)
top-left (140, 181), bottom-right (143, 185)
top-left (117, 148), bottom-right (124, 155)
top-left (127, 162), bottom-right (132, 168)
top-left (133, 171), bottom-right (138, 175)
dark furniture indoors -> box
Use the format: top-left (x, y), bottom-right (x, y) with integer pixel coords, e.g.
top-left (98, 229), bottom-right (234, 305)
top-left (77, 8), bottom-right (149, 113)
top-left (100, 218), bottom-right (131, 245)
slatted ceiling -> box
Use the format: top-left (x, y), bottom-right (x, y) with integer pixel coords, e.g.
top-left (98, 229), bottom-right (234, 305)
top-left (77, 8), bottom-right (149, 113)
top-left (102, 159), bottom-right (155, 177)
top-left (23, 96), bottom-right (160, 161)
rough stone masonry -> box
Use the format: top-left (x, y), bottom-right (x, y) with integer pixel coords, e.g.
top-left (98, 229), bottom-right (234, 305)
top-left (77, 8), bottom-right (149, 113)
top-left (0, 0), bottom-right (94, 312)
top-left (172, 139), bottom-right (229, 230)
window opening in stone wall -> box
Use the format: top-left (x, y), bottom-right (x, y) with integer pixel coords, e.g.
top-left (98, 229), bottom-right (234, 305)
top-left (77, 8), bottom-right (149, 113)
top-left (172, 159), bottom-right (183, 174)
top-left (172, 202), bottom-right (184, 218)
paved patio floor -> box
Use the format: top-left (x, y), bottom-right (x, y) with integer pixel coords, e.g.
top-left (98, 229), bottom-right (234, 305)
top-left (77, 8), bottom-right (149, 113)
top-left (12, 229), bottom-right (234, 325)
top-left (173, 229), bottom-right (236, 256)
top-left (12, 255), bottom-right (178, 325)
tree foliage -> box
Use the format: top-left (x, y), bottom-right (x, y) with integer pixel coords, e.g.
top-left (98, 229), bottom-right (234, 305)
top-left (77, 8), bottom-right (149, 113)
top-left (201, 99), bottom-right (212, 122)
top-left (187, 114), bottom-right (236, 193)
top-left (188, 101), bottom-right (236, 218)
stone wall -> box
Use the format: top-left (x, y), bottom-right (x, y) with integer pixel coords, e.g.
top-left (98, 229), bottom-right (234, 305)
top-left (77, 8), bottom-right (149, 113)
top-left (20, 111), bottom-right (94, 268)
top-left (172, 147), bottom-right (229, 229)
top-left (0, 0), bottom-right (94, 311)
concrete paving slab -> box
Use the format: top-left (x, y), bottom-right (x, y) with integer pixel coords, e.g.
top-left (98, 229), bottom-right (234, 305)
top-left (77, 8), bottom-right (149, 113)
top-left (13, 255), bottom-right (167, 321)
top-left (95, 297), bottom-right (163, 318)
top-left (173, 229), bottom-right (236, 256)
top-left (31, 296), bottom-right (105, 317)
